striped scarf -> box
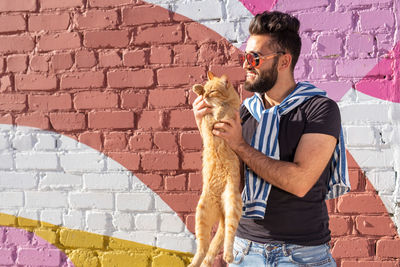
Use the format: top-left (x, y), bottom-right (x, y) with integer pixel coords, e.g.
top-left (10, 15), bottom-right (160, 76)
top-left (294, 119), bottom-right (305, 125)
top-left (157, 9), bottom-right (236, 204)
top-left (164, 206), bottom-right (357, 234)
top-left (242, 82), bottom-right (350, 219)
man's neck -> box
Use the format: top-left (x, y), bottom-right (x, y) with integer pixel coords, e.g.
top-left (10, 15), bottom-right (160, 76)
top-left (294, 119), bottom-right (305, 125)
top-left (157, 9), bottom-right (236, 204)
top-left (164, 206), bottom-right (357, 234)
top-left (263, 79), bottom-right (297, 108)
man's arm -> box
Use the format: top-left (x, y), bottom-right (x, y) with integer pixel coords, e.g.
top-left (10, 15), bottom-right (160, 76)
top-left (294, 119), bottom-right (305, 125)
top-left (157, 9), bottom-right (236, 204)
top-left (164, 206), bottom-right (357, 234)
top-left (213, 112), bottom-right (337, 198)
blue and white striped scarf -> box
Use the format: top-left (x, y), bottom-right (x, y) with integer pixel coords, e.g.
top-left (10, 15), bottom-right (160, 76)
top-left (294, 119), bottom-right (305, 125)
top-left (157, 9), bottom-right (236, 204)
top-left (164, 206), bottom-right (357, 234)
top-left (242, 82), bottom-right (350, 219)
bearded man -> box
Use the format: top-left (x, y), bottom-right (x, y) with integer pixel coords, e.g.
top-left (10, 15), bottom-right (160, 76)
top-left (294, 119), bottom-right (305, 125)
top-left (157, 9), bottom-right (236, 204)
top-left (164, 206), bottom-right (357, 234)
top-left (193, 11), bottom-right (350, 267)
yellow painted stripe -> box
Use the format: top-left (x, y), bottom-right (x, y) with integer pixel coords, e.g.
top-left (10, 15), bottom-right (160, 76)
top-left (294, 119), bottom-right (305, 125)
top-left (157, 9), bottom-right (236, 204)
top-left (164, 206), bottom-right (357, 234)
top-left (0, 213), bottom-right (193, 267)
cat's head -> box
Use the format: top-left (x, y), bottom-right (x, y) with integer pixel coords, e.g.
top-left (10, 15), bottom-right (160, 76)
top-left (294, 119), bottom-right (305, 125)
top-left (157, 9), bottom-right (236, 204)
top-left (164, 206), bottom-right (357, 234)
top-left (192, 71), bottom-right (240, 108)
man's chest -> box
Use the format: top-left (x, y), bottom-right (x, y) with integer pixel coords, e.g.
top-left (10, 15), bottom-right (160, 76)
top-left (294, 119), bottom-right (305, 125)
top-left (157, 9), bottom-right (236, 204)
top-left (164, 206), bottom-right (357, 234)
top-left (241, 108), bottom-right (307, 162)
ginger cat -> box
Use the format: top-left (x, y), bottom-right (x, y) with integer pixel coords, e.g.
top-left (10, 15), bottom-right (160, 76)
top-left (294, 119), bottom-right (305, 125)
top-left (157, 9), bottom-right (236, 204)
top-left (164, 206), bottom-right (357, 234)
top-left (189, 72), bottom-right (242, 267)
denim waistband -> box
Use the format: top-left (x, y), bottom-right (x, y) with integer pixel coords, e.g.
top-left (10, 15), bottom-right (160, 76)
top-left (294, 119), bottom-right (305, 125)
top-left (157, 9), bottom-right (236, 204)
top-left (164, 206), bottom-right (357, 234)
top-left (234, 236), bottom-right (330, 256)
top-left (234, 236), bottom-right (289, 256)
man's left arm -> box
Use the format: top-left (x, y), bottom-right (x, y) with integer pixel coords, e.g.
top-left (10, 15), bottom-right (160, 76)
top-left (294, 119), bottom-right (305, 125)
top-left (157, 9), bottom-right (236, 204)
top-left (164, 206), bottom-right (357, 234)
top-left (213, 113), bottom-right (337, 198)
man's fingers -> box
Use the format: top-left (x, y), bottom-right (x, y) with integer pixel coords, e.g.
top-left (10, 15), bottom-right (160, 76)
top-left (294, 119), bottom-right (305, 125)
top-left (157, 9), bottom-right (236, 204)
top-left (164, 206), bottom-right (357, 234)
top-left (192, 95), bottom-right (203, 106)
top-left (216, 119), bottom-right (235, 128)
top-left (213, 122), bottom-right (232, 133)
top-left (198, 107), bottom-right (212, 116)
top-left (194, 98), bottom-right (211, 111)
top-left (213, 122), bottom-right (226, 129)
top-left (212, 129), bottom-right (225, 137)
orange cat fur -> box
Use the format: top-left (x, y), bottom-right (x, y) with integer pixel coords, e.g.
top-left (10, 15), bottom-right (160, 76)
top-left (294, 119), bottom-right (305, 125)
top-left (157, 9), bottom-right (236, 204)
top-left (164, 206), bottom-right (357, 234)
top-left (189, 72), bottom-right (242, 267)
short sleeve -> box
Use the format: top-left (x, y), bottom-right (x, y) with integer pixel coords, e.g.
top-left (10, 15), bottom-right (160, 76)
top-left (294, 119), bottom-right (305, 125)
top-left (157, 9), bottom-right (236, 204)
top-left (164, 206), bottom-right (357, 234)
top-left (303, 96), bottom-right (341, 140)
top-left (239, 104), bottom-right (248, 120)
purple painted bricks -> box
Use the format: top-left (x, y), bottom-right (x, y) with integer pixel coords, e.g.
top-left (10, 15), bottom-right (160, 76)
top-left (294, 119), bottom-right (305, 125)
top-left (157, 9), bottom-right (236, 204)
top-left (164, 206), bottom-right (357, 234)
top-left (274, 0), bottom-right (329, 11)
top-left (17, 248), bottom-right (61, 266)
top-left (346, 33), bottom-right (374, 58)
top-left (359, 9), bottom-right (395, 30)
top-left (0, 247), bottom-right (14, 265)
top-left (298, 12), bottom-right (353, 32)
top-left (337, 58), bottom-right (378, 78)
top-left (4, 228), bottom-right (31, 246)
top-left (317, 34), bottom-right (343, 57)
top-left (0, 227), bottom-right (75, 267)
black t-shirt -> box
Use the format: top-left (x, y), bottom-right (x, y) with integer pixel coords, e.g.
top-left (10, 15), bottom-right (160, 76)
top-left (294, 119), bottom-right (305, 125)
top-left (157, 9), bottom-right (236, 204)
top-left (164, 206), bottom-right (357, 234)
top-left (236, 95), bottom-right (341, 246)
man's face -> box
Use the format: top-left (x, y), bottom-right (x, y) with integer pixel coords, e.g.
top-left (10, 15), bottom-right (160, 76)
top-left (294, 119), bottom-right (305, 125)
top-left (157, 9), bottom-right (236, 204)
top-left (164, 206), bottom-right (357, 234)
top-left (243, 35), bottom-right (280, 94)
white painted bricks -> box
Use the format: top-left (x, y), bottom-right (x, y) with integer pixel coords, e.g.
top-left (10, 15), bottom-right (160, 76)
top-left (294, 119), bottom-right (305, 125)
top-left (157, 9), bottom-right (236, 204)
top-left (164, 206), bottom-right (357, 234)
top-left (41, 210), bottom-right (63, 226)
top-left (69, 192), bottom-right (114, 210)
top-left (345, 126), bottom-right (376, 147)
top-left (16, 152), bottom-right (58, 170)
top-left (135, 213), bottom-right (158, 231)
top-left (86, 212), bottom-right (112, 230)
top-left (0, 172), bottom-right (37, 189)
top-left (113, 212), bottom-right (134, 231)
top-left (156, 234), bottom-right (195, 252)
top-left (116, 193), bottom-right (153, 211)
top-left (160, 213), bottom-right (184, 233)
top-left (60, 152), bottom-right (104, 172)
top-left (174, 0), bottom-right (223, 21)
top-left (0, 134), bottom-right (9, 150)
top-left (35, 134), bottom-right (57, 150)
top-left (0, 154), bottom-right (13, 170)
top-left (12, 133), bottom-right (34, 151)
top-left (25, 192), bottom-right (68, 208)
top-left (63, 210), bottom-right (84, 229)
top-left (39, 172), bottom-right (82, 190)
top-left (83, 173), bottom-right (129, 191)
top-left (0, 192), bottom-right (24, 207)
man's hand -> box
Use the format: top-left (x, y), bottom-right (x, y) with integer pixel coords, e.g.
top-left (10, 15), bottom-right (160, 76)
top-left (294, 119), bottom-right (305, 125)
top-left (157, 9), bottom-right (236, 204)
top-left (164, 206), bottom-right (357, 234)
top-left (212, 112), bottom-right (247, 152)
top-left (192, 95), bottom-right (212, 130)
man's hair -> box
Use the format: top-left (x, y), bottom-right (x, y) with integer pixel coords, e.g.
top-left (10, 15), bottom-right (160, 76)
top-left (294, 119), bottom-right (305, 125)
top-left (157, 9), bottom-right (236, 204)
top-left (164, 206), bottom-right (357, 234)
top-left (249, 11), bottom-right (301, 71)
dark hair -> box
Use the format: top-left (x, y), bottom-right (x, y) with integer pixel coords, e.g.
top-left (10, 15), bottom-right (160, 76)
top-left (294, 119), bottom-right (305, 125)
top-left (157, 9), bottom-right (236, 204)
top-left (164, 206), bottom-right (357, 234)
top-left (249, 11), bottom-right (301, 71)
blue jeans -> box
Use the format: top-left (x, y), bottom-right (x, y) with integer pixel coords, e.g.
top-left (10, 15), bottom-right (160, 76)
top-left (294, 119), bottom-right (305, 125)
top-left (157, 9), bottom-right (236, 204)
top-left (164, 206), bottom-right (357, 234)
top-left (228, 236), bottom-right (336, 267)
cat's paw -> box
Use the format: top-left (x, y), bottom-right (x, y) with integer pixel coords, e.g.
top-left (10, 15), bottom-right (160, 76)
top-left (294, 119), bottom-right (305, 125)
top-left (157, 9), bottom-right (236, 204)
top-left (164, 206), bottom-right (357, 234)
top-left (223, 251), bottom-right (234, 263)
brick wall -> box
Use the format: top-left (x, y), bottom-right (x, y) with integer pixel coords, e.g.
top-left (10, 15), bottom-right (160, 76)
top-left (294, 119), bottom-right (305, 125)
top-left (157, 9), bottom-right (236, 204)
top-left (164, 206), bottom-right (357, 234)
top-left (0, 0), bottom-right (399, 266)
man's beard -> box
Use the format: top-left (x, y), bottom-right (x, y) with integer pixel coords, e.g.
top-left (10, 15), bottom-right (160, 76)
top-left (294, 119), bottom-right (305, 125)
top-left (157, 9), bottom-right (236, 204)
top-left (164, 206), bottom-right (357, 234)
top-left (244, 59), bottom-right (279, 94)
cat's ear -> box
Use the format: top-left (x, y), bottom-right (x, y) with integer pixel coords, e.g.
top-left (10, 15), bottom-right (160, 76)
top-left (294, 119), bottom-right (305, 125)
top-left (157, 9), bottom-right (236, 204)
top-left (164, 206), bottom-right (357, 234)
top-left (192, 84), bottom-right (205, 96)
top-left (221, 74), bottom-right (231, 88)
top-left (207, 71), bottom-right (215, 80)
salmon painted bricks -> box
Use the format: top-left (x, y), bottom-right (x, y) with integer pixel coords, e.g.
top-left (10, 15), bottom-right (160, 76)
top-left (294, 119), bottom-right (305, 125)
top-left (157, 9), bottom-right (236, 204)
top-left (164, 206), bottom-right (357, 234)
top-left (0, 0), bottom-right (399, 266)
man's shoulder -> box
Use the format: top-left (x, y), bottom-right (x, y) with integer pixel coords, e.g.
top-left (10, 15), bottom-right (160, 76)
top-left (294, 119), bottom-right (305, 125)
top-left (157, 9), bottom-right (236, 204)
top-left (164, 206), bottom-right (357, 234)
top-left (299, 95), bottom-right (340, 115)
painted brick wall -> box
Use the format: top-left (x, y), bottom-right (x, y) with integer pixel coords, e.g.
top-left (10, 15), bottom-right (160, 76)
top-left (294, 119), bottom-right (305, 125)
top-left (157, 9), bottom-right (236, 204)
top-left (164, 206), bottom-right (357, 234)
top-left (0, 0), bottom-right (399, 266)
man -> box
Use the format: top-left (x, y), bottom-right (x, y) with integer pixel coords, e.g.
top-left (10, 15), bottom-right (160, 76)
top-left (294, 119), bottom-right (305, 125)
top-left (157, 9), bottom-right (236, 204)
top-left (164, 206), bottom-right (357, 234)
top-left (192, 11), bottom-right (350, 266)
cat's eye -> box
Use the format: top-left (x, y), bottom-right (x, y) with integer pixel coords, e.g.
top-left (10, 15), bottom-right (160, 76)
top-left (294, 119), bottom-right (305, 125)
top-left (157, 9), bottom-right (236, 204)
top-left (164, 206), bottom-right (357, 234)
top-left (208, 90), bottom-right (219, 97)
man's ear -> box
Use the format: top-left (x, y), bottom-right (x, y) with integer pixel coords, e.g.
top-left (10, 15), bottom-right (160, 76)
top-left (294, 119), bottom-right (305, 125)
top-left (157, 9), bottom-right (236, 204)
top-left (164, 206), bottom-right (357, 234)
top-left (220, 74), bottom-right (231, 88)
top-left (278, 53), bottom-right (292, 71)
top-left (192, 84), bottom-right (205, 96)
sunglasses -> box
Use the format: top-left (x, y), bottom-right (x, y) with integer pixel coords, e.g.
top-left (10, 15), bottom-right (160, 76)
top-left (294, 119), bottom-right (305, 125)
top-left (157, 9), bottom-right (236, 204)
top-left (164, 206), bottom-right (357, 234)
top-left (239, 51), bottom-right (285, 68)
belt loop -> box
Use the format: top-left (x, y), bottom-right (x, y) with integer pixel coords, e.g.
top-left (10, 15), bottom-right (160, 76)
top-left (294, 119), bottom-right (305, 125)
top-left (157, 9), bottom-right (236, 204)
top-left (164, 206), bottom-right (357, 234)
top-left (244, 240), bottom-right (251, 255)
